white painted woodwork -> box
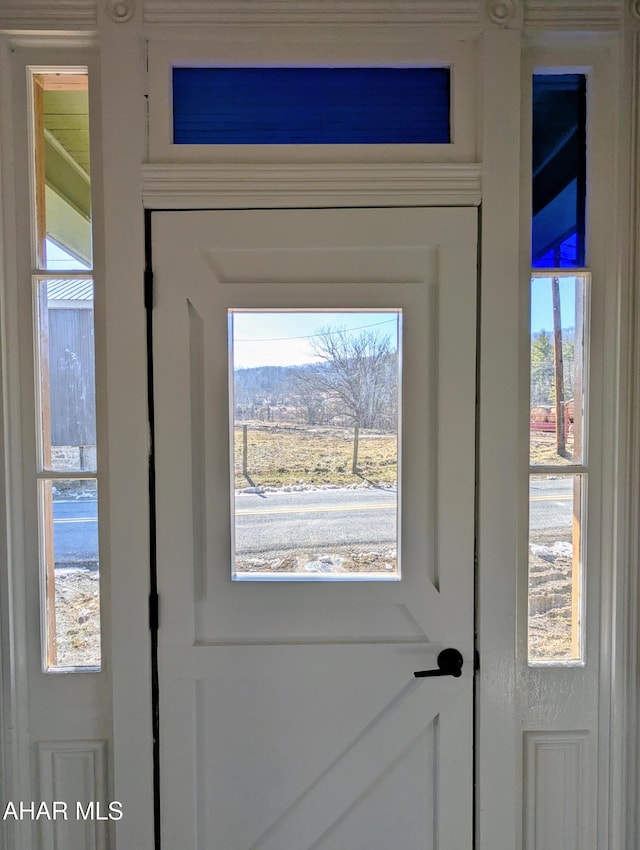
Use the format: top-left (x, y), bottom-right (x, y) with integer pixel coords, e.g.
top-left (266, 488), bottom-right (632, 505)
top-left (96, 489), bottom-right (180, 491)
top-left (476, 28), bottom-right (521, 850)
top-left (523, 731), bottom-right (591, 850)
top-left (146, 36), bottom-right (478, 166)
top-left (152, 207), bottom-right (477, 849)
top-left (143, 0), bottom-right (482, 27)
top-left (0, 41), bottom-right (114, 850)
top-left (141, 163), bottom-right (482, 209)
top-left (617, 29), bottom-right (640, 850)
top-left (523, 1), bottom-right (624, 28)
top-left (94, 4), bottom-right (155, 849)
top-left (0, 1), bottom-right (635, 34)
top-left (38, 740), bottom-right (108, 850)
top-left (514, 42), bottom-right (618, 850)
top-left (0, 2), bottom-right (97, 30)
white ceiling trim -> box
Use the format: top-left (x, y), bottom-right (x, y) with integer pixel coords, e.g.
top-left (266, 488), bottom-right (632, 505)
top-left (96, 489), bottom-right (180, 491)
top-left (141, 162), bottom-right (482, 209)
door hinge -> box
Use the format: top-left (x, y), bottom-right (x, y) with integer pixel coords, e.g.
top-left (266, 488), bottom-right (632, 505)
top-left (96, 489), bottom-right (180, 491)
top-left (474, 649), bottom-right (480, 672)
top-left (149, 591), bottom-right (159, 632)
top-left (144, 269), bottom-right (154, 310)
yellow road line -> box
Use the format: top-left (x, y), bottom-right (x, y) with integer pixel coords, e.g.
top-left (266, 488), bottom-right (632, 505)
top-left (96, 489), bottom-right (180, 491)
top-left (53, 517), bottom-right (97, 523)
top-left (530, 495), bottom-right (572, 502)
top-left (236, 502), bottom-right (395, 517)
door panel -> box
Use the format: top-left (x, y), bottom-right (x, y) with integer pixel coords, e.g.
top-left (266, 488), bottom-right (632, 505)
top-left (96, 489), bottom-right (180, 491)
top-left (153, 208), bottom-right (477, 849)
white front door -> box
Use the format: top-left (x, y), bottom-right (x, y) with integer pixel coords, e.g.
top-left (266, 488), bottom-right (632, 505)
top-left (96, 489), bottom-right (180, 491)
top-left (152, 207), bottom-right (477, 850)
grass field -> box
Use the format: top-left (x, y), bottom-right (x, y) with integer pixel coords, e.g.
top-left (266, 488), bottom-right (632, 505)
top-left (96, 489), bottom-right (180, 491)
top-left (234, 423), bottom-right (397, 489)
top-left (233, 425), bottom-right (573, 489)
top-left (529, 430), bottom-right (577, 465)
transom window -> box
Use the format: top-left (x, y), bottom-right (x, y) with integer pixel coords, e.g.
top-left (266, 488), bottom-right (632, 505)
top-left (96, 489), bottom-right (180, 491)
top-left (172, 67), bottom-right (451, 144)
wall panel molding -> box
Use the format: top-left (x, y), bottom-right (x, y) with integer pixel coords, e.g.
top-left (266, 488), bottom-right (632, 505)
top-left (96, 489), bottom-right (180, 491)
top-left (38, 740), bottom-right (109, 850)
top-left (141, 162), bottom-right (482, 208)
top-left (523, 731), bottom-right (589, 850)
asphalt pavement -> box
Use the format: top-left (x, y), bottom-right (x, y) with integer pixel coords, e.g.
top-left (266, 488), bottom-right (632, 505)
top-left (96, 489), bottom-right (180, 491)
top-left (51, 477), bottom-right (575, 566)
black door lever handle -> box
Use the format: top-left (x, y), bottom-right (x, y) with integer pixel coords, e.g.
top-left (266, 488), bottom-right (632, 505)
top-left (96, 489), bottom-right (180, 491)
top-left (414, 648), bottom-right (463, 678)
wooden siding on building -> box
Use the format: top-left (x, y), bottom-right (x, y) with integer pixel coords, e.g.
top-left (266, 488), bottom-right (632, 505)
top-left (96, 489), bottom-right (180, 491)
top-left (48, 307), bottom-right (96, 448)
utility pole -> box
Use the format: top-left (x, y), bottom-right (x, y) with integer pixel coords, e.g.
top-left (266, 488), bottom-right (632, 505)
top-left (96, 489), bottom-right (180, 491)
top-left (551, 276), bottom-right (566, 457)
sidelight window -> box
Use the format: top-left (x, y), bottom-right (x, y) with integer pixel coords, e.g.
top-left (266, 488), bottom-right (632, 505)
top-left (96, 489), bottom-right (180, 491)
top-left (528, 274), bottom-right (589, 664)
top-left (528, 72), bottom-right (589, 665)
top-left (30, 70), bottom-right (101, 670)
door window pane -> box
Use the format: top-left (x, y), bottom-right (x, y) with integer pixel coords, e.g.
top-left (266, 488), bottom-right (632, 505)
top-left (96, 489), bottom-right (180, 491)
top-left (230, 311), bottom-right (401, 580)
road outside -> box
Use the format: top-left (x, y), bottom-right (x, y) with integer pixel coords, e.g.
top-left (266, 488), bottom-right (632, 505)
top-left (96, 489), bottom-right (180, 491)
top-left (50, 475), bottom-right (575, 663)
top-left (52, 478), bottom-right (572, 571)
top-left (528, 476), bottom-right (578, 662)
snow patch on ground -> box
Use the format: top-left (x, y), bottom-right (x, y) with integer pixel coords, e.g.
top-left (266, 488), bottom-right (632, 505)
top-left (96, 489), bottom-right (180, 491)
top-left (529, 541), bottom-right (573, 559)
top-left (238, 547), bottom-right (397, 575)
top-left (237, 482), bottom-right (396, 495)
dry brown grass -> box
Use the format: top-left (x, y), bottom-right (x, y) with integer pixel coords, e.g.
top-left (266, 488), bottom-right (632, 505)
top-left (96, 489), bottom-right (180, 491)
top-left (528, 529), bottom-right (575, 662)
top-left (55, 571), bottom-right (101, 668)
top-left (234, 423), bottom-right (397, 489)
top-left (529, 430), bottom-right (577, 466)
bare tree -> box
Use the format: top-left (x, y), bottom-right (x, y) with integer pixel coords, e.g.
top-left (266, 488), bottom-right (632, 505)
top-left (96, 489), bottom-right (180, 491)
top-left (307, 326), bottom-right (397, 430)
top-left (292, 368), bottom-right (328, 425)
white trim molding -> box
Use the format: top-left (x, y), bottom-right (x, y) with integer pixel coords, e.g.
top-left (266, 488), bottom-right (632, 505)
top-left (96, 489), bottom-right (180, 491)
top-left (142, 1), bottom-right (481, 26)
top-left (0, 1), bottom-right (637, 32)
top-left (105, 0), bottom-right (136, 23)
top-left (620, 29), bottom-right (640, 850)
top-left (0, 1), bottom-right (97, 30)
top-left (523, 731), bottom-right (590, 850)
top-left (141, 162), bottom-right (482, 209)
top-left (524, 1), bottom-right (624, 29)
top-left (485, 0), bottom-right (523, 28)
top-left (38, 740), bottom-right (109, 850)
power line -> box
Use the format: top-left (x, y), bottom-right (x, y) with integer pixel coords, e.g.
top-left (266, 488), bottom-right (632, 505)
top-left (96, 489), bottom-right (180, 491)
top-left (234, 316), bottom-right (398, 343)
